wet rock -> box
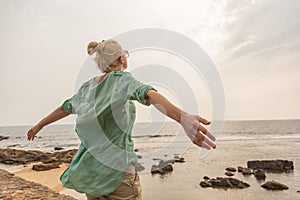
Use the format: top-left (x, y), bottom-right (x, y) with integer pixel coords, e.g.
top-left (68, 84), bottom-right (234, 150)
top-left (261, 180), bottom-right (289, 190)
top-left (0, 148), bottom-right (77, 166)
top-left (203, 176), bottom-right (210, 180)
top-left (247, 160), bottom-right (294, 173)
top-left (200, 177), bottom-right (250, 189)
top-left (54, 147), bottom-right (64, 151)
top-left (237, 166), bottom-right (243, 172)
top-left (225, 167), bottom-right (237, 172)
top-left (199, 180), bottom-right (212, 187)
top-left (242, 168), bottom-right (252, 175)
top-left (254, 169), bottom-right (266, 180)
top-left (174, 157), bottom-right (185, 163)
top-left (32, 163), bottom-right (60, 171)
top-left (0, 136), bottom-right (9, 141)
top-left (225, 171), bottom-right (234, 177)
top-left (133, 163), bottom-right (145, 172)
top-left (134, 149), bottom-right (138, 152)
top-left (7, 144), bottom-right (21, 148)
top-left (151, 160), bottom-right (173, 175)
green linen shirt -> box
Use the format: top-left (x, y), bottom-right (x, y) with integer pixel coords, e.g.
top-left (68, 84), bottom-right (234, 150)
top-left (59, 70), bottom-right (157, 197)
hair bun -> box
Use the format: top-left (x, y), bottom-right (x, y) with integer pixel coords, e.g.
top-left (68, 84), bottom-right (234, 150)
top-left (94, 42), bottom-right (104, 53)
top-left (87, 41), bottom-right (103, 55)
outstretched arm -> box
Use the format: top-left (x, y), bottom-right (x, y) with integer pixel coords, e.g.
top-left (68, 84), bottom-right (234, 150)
top-left (146, 89), bottom-right (216, 150)
top-left (27, 106), bottom-right (70, 140)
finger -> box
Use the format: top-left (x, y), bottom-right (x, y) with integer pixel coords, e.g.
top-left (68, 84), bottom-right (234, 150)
top-left (197, 116), bottom-right (211, 125)
top-left (198, 124), bottom-right (208, 134)
top-left (192, 137), bottom-right (211, 150)
top-left (195, 132), bottom-right (216, 149)
top-left (27, 130), bottom-right (32, 140)
top-left (206, 130), bottom-right (216, 142)
top-left (198, 124), bottom-right (216, 142)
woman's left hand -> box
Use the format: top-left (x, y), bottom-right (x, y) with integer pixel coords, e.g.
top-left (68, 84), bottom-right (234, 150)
top-left (27, 124), bottom-right (43, 141)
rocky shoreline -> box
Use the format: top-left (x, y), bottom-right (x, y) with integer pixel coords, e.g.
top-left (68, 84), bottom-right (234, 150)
top-left (200, 160), bottom-right (293, 191)
top-left (0, 169), bottom-right (75, 200)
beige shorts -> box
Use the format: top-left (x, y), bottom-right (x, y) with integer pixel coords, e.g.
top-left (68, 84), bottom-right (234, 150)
top-left (86, 164), bottom-right (142, 200)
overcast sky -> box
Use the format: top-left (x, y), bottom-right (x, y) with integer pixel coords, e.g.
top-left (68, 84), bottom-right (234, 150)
top-left (0, 0), bottom-right (299, 126)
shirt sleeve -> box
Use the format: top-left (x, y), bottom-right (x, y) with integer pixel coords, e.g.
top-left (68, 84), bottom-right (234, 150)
top-left (61, 97), bottom-right (75, 114)
top-left (126, 73), bottom-right (158, 106)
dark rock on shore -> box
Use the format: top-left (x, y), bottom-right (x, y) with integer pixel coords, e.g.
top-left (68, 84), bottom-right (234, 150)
top-left (0, 135), bottom-right (9, 141)
top-left (133, 163), bottom-right (145, 172)
top-left (200, 177), bottom-right (250, 189)
top-left (151, 160), bottom-right (174, 175)
top-left (0, 169), bottom-right (75, 199)
top-left (261, 180), bottom-right (289, 190)
top-left (32, 163), bottom-right (61, 171)
top-left (225, 171), bottom-right (234, 177)
top-left (0, 148), bottom-right (77, 165)
top-left (54, 147), bottom-right (64, 151)
top-left (254, 169), bottom-right (266, 180)
top-left (237, 166), bottom-right (243, 172)
top-left (247, 160), bottom-right (294, 172)
top-left (225, 167), bottom-right (237, 172)
top-left (242, 168), bottom-right (252, 175)
top-left (203, 176), bottom-right (210, 180)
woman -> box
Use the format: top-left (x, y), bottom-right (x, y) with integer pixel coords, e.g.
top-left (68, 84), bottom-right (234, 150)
top-left (27, 39), bottom-right (216, 200)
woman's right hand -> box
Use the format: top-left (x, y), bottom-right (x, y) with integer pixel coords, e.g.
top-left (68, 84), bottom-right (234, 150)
top-left (27, 124), bottom-right (43, 141)
top-left (180, 112), bottom-right (216, 150)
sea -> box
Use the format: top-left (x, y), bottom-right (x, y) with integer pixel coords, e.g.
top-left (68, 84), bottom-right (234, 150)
top-left (1, 120), bottom-right (300, 200)
top-left (0, 120), bottom-right (299, 153)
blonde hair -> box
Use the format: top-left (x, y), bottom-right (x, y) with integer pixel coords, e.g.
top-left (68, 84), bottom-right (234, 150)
top-left (87, 39), bottom-right (123, 73)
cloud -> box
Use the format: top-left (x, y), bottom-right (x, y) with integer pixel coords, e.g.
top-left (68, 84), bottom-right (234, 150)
top-left (220, 0), bottom-right (300, 61)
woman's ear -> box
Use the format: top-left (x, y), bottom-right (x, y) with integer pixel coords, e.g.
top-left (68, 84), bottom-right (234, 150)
top-left (119, 56), bottom-right (125, 64)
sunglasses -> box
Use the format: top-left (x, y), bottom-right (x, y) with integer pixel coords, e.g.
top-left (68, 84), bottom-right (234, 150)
top-left (122, 50), bottom-right (129, 58)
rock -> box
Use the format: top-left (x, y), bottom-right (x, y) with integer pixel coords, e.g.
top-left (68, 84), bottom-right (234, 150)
top-left (237, 166), bottom-right (243, 172)
top-left (0, 148), bottom-right (77, 165)
top-left (0, 136), bottom-right (9, 141)
top-left (134, 149), bottom-right (138, 152)
top-left (220, 178), bottom-right (233, 187)
top-left (261, 180), bottom-right (289, 190)
top-left (237, 182), bottom-right (247, 188)
top-left (54, 147), bottom-right (64, 151)
top-left (242, 168), bottom-right (252, 175)
top-left (225, 171), bottom-right (234, 177)
top-left (225, 167), bottom-right (237, 172)
top-left (151, 160), bottom-right (174, 175)
top-left (7, 144), bottom-right (21, 148)
top-left (137, 155), bottom-right (142, 159)
top-left (297, 190), bottom-right (300, 193)
top-left (133, 163), bottom-right (145, 172)
top-left (247, 160), bottom-right (294, 173)
top-left (32, 163), bottom-right (60, 171)
top-left (203, 176), bottom-right (210, 180)
top-left (0, 169), bottom-right (76, 199)
top-left (151, 165), bottom-right (164, 174)
top-left (200, 177), bottom-right (250, 189)
top-left (254, 169), bottom-right (266, 180)
top-left (153, 158), bottom-right (162, 161)
top-left (174, 157), bottom-right (185, 163)
top-left (199, 180), bottom-right (212, 187)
